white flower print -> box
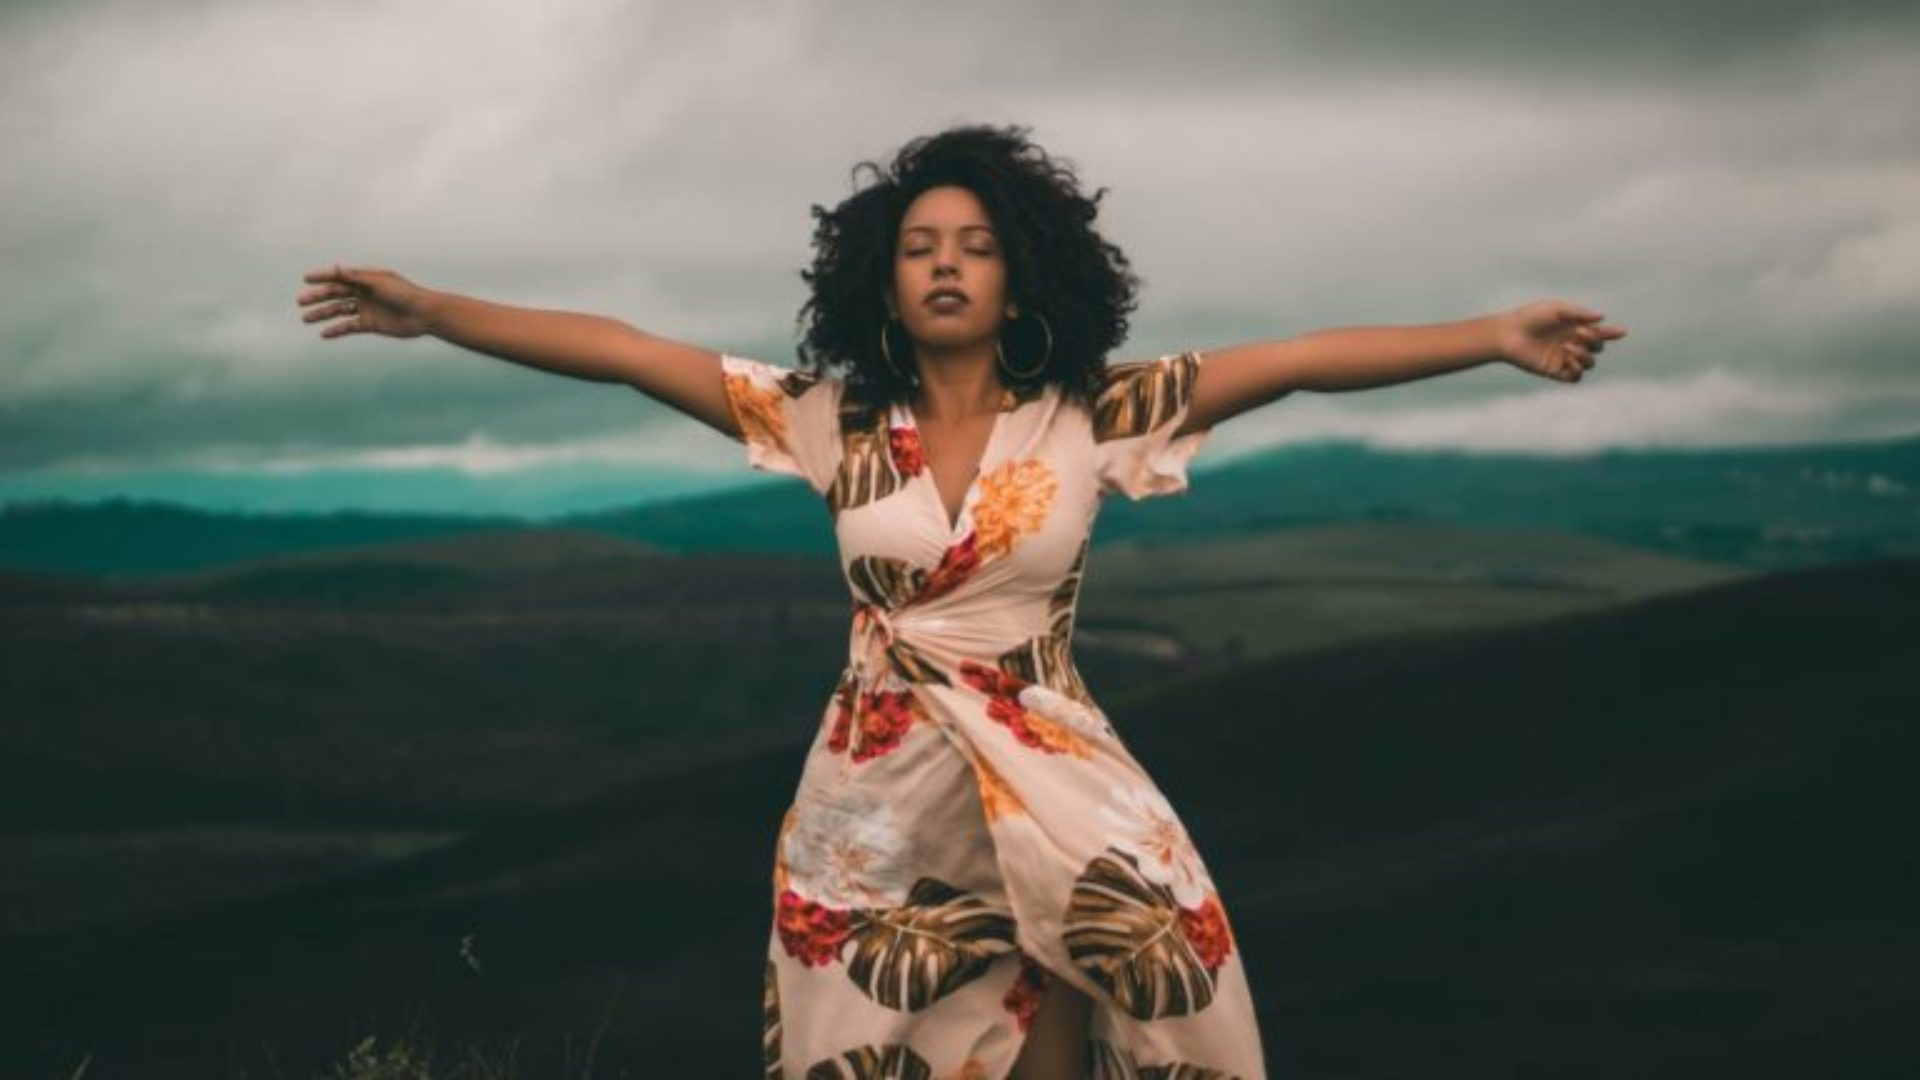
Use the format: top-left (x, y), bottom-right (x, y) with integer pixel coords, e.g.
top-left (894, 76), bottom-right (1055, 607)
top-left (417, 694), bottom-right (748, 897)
top-left (782, 786), bottom-right (917, 908)
top-left (1097, 781), bottom-right (1214, 908)
top-left (1017, 684), bottom-right (1114, 741)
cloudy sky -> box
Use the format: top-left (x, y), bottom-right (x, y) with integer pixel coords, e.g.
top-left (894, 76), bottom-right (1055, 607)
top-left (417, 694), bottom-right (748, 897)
top-left (3, 0), bottom-right (1916, 517)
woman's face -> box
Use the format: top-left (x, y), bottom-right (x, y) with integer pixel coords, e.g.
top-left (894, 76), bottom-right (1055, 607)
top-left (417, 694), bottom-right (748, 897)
top-left (888, 184), bottom-right (1014, 356)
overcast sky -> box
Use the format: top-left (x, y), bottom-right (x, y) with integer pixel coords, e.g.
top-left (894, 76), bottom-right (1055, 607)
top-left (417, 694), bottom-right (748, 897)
top-left (3, 0), bottom-right (1916, 516)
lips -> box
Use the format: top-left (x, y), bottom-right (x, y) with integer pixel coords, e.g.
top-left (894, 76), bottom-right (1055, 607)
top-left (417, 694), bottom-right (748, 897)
top-left (924, 287), bottom-right (969, 306)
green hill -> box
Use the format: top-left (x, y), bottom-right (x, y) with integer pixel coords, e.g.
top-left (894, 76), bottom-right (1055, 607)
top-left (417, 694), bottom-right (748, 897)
top-left (2, 556), bottom-right (1913, 1077)
top-left (5, 432), bottom-right (1917, 576)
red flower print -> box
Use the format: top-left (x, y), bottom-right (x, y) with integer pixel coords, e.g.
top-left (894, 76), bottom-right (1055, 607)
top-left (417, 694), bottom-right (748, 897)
top-left (1001, 953), bottom-right (1052, 1032)
top-left (827, 681), bottom-right (855, 754)
top-left (921, 533), bottom-right (981, 602)
top-left (776, 888), bottom-right (855, 968)
top-left (959, 660), bottom-right (1026, 699)
top-left (959, 662), bottom-right (1092, 757)
top-left (1178, 895), bottom-right (1235, 970)
top-left (888, 426), bottom-right (925, 476)
top-left (850, 688), bottom-right (918, 763)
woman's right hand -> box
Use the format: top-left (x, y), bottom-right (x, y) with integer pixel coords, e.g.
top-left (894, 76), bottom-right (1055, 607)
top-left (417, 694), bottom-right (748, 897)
top-left (298, 264), bottom-right (435, 340)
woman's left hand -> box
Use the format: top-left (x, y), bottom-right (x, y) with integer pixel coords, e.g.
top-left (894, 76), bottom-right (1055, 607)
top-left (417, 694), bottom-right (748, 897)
top-left (1495, 300), bottom-right (1627, 384)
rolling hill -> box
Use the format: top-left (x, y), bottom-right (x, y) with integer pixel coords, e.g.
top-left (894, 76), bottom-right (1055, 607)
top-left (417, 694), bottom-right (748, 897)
top-left (2, 556), bottom-right (1912, 1077)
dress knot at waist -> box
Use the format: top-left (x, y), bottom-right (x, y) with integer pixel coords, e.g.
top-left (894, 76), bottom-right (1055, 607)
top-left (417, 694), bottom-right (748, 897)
top-left (847, 601), bottom-right (978, 684)
top-left (849, 601), bottom-right (914, 684)
top-left (847, 599), bottom-right (1057, 686)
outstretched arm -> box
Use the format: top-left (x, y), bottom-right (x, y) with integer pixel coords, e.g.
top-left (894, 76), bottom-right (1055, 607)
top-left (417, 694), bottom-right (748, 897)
top-left (1178, 300), bottom-right (1628, 437)
top-left (297, 264), bottom-right (743, 440)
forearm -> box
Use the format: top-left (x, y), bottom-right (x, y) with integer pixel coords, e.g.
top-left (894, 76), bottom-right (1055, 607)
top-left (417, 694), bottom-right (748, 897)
top-left (420, 290), bottom-right (640, 384)
top-left (1280, 314), bottom-right (1506, 392)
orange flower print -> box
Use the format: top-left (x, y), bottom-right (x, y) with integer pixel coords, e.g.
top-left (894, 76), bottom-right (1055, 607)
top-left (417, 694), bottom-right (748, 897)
top-left (1178, 894), bottom-right (1236, 970)
top-left (1001, 953), bottom-right (1052, 1032)
top-left (724, 371), bottom-right (791, 456)
top-left (971, 459), bottom-right (1056, 560)
top-left (888, 425), bottom-right (925, 476)
top-left (959, 661), bottom-right (1094, 759)
top-left (776, 887), bottom-right (855, 967)
top-left (1019, 713), bottom-right (1093, 757)
top-left (972, 752), bottom-right (1027, 822)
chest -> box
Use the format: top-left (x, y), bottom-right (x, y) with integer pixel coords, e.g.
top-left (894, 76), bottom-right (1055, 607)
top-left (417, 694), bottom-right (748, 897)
top-left (830, 397), bottom-right (1104, 595)
top-left (913, 414), bottom-right (998, 531)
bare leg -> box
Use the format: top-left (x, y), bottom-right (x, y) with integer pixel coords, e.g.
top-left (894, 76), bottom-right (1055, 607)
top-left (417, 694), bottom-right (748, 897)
top-left (1008, 968), bottom-right (1094, 1079)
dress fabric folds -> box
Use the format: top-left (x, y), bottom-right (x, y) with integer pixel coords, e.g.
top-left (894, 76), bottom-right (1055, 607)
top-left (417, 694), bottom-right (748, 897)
top-left (707, 348), bottom-right (1268, 1079)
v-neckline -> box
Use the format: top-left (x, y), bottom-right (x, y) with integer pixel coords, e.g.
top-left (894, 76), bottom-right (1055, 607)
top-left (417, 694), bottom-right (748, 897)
top-left (898, 391), bottom-right (1015, 537)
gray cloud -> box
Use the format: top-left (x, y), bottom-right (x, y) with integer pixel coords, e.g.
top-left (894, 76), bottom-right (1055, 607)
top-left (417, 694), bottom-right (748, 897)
top-left (2, 0), bottom-right (1916, 506)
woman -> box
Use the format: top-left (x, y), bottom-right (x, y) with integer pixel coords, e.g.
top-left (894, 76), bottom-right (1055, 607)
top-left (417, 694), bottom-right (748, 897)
top-left (297, 123), bottom-right (1624, 1079)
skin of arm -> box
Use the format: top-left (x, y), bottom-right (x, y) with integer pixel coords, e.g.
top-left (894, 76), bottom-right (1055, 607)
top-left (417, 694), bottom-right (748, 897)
top-left (1178, 303), bottom-right (1623, 438)
top-left (417, 289), bottom-right (741, 438)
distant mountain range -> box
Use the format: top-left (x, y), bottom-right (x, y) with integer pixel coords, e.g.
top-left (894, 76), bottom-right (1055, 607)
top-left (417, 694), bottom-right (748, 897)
top-left (3, 432), bottom-right (1916, 578)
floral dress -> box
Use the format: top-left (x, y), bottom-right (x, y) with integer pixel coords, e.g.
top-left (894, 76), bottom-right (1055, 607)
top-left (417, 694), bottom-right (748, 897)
top-left (718, 349), bottom-right (1268, 1080)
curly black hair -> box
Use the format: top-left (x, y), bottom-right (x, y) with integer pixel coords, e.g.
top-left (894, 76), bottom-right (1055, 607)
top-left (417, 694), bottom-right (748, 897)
top-left (794, 123), bottom-right (1140, 416)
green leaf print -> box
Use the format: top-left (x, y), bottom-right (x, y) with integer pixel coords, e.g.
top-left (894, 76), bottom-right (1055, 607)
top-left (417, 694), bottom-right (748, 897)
top-left (842, 877), bottom-right (1018, 1012)
top-left (762, 958), bottom-right (782, 1079)
top-left (1064, 848), bottom-right (1220, 1020)
top-left (803, 1041), bottom-right (935, 1080)
top-left (829, 415), bottom-right (911, 517)
top-left (1092, 352), bottom-right (1200, 444)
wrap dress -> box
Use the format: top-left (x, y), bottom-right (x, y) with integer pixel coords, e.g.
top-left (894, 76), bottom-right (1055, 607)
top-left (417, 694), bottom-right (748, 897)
top-left (718, 349), bottom-right (1269, 1079)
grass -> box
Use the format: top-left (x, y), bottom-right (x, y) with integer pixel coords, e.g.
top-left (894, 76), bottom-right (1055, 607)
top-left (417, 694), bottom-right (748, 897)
top-left (47, 979), bottom-right (631, 1080)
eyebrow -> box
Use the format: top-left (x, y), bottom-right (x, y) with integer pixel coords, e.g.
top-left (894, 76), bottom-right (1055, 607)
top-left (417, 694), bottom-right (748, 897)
top-left (901, 225), bottom-right (997, 237)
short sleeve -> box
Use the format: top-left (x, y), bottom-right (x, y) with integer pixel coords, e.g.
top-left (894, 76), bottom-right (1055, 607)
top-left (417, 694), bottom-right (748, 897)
top-left (718, 353), bottom-right (844, 495)
top-left (1092, 351), bottom-right (1211, 500)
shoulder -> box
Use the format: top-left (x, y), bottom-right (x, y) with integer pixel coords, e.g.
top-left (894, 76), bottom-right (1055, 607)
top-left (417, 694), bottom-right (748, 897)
top-left (721, 353), bottom-right (835, 400)
top-left (1090, 352), bottom-right (1202, 442)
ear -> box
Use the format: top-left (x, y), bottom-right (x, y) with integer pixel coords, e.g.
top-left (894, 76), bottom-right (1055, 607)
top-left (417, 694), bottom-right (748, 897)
top-left (1006, 300), bottom-right (1020, 319)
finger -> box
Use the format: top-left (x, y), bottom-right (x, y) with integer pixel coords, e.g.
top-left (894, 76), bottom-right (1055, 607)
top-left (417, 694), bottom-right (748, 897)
top-left (313, 298), bottom-right (360, 324)
top-left (301, 296), bottom-right (356, 321)
top-left (303, 263), bottom-right (357, 285)
top-left (295, 283), bottom-right (350, 307)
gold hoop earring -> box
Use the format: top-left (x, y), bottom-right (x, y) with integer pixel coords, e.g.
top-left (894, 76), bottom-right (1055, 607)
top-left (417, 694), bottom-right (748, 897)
top-left (879, 316), bottom-right (914, 383)
top-left (996, 312), bottom-right (1052, 380)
